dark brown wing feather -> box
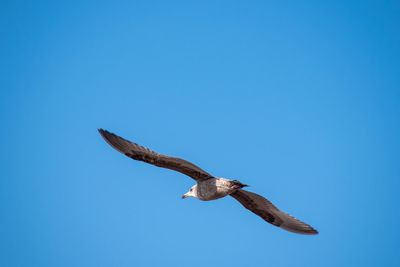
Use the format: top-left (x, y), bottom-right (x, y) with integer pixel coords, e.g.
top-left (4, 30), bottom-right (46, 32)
top-left (230, 189), bottom-right (318, 235)
top-left (98, 129), bottom-right (214, 182)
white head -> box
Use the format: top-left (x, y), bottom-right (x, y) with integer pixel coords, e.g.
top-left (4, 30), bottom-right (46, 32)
top-left (182, 184), bottom-right (198, 199)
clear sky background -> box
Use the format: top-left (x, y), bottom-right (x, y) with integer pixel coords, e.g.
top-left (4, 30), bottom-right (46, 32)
top-left (1, 1), bottom-right (399, 266)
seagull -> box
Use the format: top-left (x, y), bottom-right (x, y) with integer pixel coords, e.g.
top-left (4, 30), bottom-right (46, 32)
top-left (98, 129), bottom-right (318, 235)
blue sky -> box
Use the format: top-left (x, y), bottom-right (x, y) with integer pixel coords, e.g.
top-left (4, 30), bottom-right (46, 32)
top-left (1, 1), bottom-right (399, 266)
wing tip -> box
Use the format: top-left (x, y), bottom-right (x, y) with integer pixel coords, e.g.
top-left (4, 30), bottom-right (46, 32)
top-left (305, 228), bottom-right (319, 235)
top-left (285, 226), bottom-right (318, 235)
top-left (98, 128), bottom-right (121, 151)
top-left (297, 225), bottom-right (319, 235)
top-left (98, 129), bottom-right (113, 140)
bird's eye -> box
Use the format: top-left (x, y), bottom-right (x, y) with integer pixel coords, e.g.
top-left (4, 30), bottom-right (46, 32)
top-left (190, 189), bottom-right (192, 192)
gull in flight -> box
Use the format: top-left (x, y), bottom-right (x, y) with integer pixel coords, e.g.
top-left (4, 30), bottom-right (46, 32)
top-left (98, 129), bottom-right (318, 235)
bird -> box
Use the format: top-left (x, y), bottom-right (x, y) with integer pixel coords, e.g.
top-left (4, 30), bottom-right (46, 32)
top-left (98, 129), bottom-right (318, 235)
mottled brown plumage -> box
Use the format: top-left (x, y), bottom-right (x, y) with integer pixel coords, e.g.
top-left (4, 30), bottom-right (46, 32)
top-left (99, 129), bottom-right (213, 182)
top-left (98, 129), bottom-right (318, 235)
top-left (230, 189), bottom-right (318, 234)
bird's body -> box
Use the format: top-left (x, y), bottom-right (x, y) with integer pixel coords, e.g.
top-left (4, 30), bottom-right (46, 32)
top-left (98, 129), bottom-right (318, 235)
top-left (186, 178), bottom-right (248, 201)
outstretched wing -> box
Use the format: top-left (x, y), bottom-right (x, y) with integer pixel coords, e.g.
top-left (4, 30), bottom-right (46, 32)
top-left (230, 189), bottom-right (318, 235)
top-left (98, 129), bottom-right (214, 182)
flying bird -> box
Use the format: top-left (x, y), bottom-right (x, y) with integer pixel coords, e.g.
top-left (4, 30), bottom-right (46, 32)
top-left (98, 129), bottom-right (318, 235)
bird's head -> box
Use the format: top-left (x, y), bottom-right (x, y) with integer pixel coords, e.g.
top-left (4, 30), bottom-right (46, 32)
top-left (182, 185), bottom-right (198, 199)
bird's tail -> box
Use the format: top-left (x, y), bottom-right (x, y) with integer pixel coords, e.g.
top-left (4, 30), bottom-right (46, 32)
top-left (231, 180), bottom-right (249, 189)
